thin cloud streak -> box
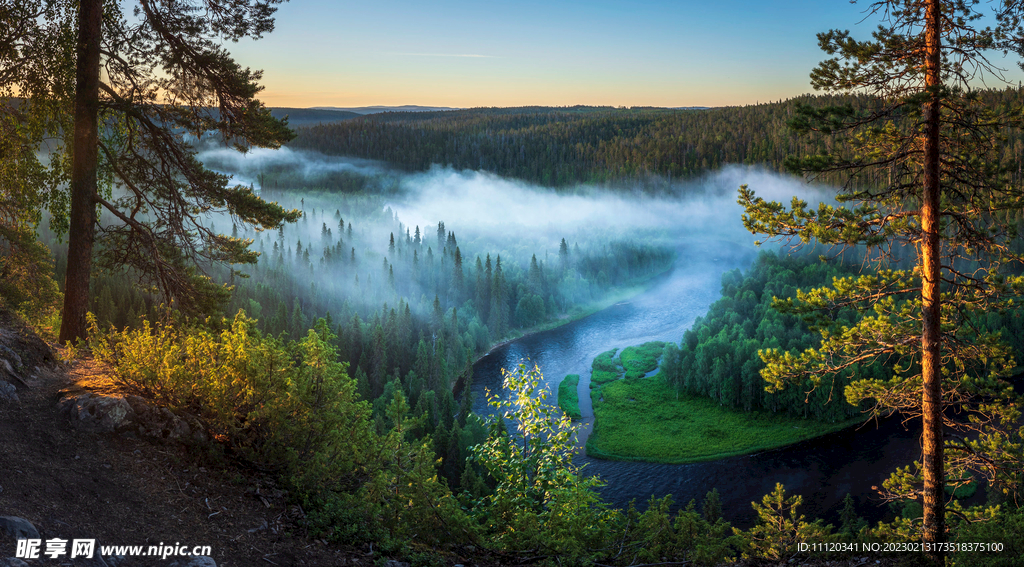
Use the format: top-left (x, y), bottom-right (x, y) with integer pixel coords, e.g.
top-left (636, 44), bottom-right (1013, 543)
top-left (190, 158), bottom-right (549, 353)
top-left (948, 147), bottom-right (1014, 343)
top-left (391, 52), bottom-right (495, 58)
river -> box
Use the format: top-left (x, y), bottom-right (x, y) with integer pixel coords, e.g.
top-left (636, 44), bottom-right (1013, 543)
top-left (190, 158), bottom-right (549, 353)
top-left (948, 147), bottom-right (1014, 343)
top-left (469, 241), bottom-right (922, 529)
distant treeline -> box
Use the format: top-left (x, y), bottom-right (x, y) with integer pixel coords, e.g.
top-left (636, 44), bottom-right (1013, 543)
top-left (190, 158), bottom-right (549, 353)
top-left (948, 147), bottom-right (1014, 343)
top-left (289, 90), bottom-right (1024, 187)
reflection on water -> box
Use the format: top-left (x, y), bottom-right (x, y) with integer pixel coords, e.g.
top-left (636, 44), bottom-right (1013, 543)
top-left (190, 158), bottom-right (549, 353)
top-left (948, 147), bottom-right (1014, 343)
top-left (469, 244), bottom-right (919, 528)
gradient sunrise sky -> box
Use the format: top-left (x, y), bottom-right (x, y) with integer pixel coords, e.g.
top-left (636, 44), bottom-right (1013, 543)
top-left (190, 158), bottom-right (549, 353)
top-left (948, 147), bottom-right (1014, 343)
top-left (230, 0), bottom-right (1022, 109)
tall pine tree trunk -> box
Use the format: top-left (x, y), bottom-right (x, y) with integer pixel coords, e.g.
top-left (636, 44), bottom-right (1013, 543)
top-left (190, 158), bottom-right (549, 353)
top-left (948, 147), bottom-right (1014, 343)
top-left (921, 0), bottom-right (945, 563)
top-left (58, 0), bottom-right (103, 343)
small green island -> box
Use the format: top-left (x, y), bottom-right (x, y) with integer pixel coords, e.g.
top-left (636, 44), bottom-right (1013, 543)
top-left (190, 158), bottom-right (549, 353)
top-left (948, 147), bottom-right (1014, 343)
top-left (557, 374), bottom-right (582, 419)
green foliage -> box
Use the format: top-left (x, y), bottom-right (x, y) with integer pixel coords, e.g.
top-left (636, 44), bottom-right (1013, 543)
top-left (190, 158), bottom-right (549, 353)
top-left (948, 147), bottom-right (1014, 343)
top-left (945, 471), bottom-right (977, 500)
top-left (287, 90), bottom-right (1024, 189)
top-left (471, 364), bottom-right (615, 561)
top-left (557, 374), bottom-right (582, 420)
top-left (515, 293), bottom-right (546, 328)
top-left (587, 374), bottom-right (857, 463)
top-left (90, 310), bottom-right (475, 547)
top-left (614, 494), bottom-right (740, 567)
top-left (360, 391), bottom-right (470, 545)
top-left (0, 2), bottom-right (67, 332)
top-left (281, 320), bottom-right (375, 496)
top-left (738, 483), bottom-right (832, 560)
top-left (0, 228), bottom-right (61, 334)
top-left (89, 312), bottom-right (372, 477)
top-left (949, 506), bottom-right (1024, 567)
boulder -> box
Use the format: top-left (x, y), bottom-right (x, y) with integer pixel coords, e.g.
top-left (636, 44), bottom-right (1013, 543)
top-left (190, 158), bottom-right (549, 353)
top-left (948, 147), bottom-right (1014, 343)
top-left (0, 382), bottom-right (17, 404)
top-left (60, 393), bottom-right (134, 433)
top-left (0, 516), bottom-right (39, 540)
top-left (58, 390), bottom-right (209, 443)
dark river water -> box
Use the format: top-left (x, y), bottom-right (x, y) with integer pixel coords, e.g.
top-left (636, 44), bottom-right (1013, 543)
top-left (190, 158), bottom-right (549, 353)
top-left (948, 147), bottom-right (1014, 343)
top-left (469, 241), bottom-right (922, 529)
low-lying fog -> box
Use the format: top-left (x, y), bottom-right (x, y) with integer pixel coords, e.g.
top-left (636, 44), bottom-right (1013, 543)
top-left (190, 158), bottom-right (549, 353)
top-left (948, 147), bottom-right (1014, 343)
top-left (198, 143), bottom-right (834, 261)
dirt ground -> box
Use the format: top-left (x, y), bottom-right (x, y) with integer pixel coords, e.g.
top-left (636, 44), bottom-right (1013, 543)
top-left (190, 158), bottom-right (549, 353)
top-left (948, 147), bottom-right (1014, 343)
top-left (0, 314), bottom-right (372, 566)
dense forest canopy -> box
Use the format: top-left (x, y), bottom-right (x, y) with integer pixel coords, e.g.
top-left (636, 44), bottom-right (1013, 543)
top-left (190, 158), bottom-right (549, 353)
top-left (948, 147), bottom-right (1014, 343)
top-left (289, 90), bottom-right (1024, 188)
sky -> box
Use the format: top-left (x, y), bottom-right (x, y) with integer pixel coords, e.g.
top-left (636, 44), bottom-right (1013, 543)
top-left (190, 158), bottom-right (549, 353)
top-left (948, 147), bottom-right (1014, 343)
top-left (228, 0), bottom-right (1024, 109)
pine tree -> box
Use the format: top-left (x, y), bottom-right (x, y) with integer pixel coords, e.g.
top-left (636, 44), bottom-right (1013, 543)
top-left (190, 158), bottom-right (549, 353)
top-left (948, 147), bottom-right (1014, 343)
top-left (31, 0), bottom-right (300, 342)
top-left (702, 488), bottom-right (721, 524)
top-left (739, 2), bottom-right (1024, 561)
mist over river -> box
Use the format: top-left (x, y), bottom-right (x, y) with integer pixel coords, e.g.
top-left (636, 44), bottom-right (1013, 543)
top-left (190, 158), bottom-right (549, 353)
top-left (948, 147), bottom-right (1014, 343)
top-left (470, 241), bottom-right (921, 529)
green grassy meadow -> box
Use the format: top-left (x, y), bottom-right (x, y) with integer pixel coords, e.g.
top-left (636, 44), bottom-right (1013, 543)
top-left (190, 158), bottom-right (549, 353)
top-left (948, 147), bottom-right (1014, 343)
top-left (586, 375), bottom-right (860, 463)
top-left (590, 349), bottom-right (623, 387)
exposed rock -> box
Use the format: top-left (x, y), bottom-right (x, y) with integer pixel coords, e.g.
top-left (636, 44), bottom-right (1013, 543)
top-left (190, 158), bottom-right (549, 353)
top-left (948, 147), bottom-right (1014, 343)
top-left (168, 556), bottom-right (217, 567)
top-left (57, 391), bottom-right (209, 444)
top-left (0, 382), bottom-right (17, 404)
top-left (0, 347), bottom-right (22, 371)
top-left (59, 393), bottom-right (133, 433)
top-left (0, 309), bottom-right (56, 372)
top-left (2, 558), bottom-right (30, 567)
top-left (0, 516), bottom-right (40, 540)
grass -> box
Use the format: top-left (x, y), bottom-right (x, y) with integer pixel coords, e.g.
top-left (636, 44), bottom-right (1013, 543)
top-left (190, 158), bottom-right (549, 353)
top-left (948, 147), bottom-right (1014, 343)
top-left (586, 375), bottom-right (861, 464)
top-left (558, 374), bottom-right (582, 420)
top-left (590, 349), bottom-right (623, 387)
top-left (619, 341), bottom-right (665, 379)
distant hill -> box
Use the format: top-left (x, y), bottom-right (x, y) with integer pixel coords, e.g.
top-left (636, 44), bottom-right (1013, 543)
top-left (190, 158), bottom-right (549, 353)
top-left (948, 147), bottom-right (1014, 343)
top-left (288, 103), bottom-right (802, 186)
top-left (287, 91), bottom-right (1024, 187)
top-left (270, 107), bottom-right (361, 126)
top-left (312, 105), bottom-right (459, 115)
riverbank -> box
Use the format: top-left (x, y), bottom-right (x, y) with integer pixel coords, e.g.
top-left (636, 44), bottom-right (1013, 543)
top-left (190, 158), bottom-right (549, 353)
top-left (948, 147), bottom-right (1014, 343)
top-left (586, 373), bottom-right (862, 464)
